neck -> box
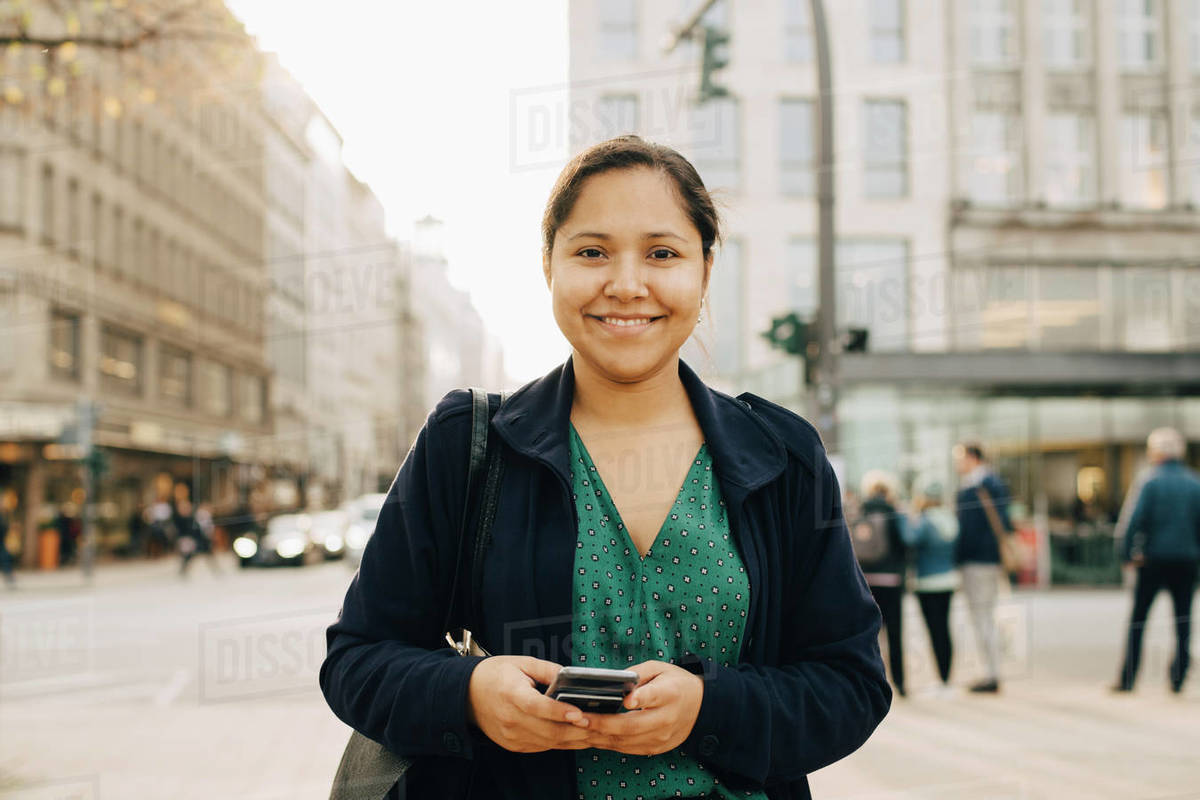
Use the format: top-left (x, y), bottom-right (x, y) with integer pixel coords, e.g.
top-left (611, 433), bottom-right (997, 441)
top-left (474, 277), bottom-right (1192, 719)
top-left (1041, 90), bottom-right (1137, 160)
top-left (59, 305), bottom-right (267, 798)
top-left (569, 351), bottom-right (691, 430)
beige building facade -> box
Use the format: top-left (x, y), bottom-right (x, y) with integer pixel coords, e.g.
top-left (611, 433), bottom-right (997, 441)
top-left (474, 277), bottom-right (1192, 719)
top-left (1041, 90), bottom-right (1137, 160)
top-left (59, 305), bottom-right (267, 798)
top-left (565, 0), bottom-right (1200, 539)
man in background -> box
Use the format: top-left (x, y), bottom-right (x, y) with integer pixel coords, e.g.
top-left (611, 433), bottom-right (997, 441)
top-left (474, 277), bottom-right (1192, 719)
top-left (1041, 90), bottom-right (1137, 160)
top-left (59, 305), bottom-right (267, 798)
top-left (1113, 428), bottom-right (1200, 694)
top-left (954, 442), bottom-right (1013, 694)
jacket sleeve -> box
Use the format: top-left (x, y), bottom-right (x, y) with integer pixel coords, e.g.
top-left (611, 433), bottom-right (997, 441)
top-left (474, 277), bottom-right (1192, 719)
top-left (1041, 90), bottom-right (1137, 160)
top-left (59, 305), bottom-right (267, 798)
top-left (1121, 478), bottom-right (1154, 563)
top-left (318, 398), bottom-right (490, 761)
top-left (681, 453), bottom-right (892, 786)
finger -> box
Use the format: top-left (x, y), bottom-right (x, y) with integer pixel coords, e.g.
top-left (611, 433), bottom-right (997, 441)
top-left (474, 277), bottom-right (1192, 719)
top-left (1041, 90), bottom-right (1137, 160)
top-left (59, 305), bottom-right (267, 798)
top-left (516, 657), bottom-right (564, 688)
top-left (517, 715), bottom-right (596, 749)
top-left (579, 706), bottom-right (658, 738)
top-left (512, 681), bottom-right (595, 724)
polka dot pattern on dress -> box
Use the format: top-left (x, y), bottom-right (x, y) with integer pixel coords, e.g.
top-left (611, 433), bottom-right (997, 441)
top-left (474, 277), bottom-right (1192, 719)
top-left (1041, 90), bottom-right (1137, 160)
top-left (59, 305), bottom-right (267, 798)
top-left (567, 421), bottom-right (766, 800)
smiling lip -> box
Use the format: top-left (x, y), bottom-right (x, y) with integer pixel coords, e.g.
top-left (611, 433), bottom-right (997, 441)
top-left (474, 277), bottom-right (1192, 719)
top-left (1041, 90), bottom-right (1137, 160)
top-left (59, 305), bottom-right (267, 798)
top-left (589, 315), bottom-right (663, 334)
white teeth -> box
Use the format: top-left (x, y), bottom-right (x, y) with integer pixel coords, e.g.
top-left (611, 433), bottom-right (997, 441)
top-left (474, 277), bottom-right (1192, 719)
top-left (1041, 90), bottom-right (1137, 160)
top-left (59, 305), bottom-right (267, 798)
top-left (601, 317), bottom-right (653, 327)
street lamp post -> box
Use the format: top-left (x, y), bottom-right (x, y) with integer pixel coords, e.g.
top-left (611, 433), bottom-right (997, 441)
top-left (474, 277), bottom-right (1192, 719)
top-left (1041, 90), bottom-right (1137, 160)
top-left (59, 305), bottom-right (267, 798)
top-left (810, 0), bottom-right (838, 455)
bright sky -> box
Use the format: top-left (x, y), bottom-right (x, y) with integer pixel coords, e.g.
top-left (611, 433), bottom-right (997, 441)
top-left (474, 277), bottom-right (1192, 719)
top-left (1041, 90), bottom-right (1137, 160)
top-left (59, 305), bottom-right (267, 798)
top-left (226, 0), bottom-right (573, 385)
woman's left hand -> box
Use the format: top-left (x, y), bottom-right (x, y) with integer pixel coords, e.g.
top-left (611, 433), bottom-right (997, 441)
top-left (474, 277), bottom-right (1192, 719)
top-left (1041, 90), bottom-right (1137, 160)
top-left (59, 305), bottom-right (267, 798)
top-left (571, 660), bottom-right (705, 756)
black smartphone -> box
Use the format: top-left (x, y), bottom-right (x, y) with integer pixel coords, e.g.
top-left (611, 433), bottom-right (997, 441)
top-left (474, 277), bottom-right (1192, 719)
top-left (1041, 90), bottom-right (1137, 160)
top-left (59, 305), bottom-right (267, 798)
top-left (543, 666), bottom-right (639, 714)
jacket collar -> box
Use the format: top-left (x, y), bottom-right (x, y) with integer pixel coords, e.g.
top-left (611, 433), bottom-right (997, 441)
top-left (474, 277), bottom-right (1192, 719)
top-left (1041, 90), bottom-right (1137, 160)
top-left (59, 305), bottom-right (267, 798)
top-left (492, 352), bottom-right (787, 492)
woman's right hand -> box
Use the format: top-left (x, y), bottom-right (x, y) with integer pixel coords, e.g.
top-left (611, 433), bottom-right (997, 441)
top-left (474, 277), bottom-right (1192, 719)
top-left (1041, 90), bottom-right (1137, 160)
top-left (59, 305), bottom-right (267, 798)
top-left (466, 656), bottom-right (594, 753)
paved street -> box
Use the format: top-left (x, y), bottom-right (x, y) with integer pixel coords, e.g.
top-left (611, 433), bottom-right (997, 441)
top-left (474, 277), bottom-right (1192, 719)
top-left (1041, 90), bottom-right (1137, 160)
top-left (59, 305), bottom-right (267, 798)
top-left (0, 558), bottom-right (1196, 799)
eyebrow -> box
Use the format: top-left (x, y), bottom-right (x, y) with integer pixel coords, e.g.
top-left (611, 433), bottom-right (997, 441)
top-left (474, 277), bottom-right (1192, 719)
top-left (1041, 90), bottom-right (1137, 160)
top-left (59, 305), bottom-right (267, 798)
top-left (566, 231), bottom-right (687, 242)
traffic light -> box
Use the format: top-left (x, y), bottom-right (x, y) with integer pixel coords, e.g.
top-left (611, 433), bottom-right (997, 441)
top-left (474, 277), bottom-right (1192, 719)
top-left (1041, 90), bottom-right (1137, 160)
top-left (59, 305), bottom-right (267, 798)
top-left (761, 311), bottom-right (818, 386)
top-left (699, 25), bottom-right (730, 103)
top-left (842, 327), bottom-right (869, 353)
top-left (761, 311), bottom-right (807, 356)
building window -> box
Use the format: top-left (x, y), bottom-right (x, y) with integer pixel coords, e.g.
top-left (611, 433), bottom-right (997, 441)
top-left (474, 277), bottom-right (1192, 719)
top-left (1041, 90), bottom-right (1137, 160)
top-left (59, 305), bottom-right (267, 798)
top-left (40, 164), bottom-right (55, 247)
top-left (99, 324), bottom-right (142, 395)
top-left (0, 146), bottom-right (24, 230)
top-left (240, 373), bottom-right (265, 424)
top-left (1044, 112), bottom-right (1097, 207)
top-left (112, 206), bottom-right (124, 278)
top-left (1191, 112), bottom-right (1200, 207)
top-left (1192, 0), bottom-right (1200, 73)
top-left (780, 98), bottom-right (816, 196)
top-left (598, 0), bottom-right (637, 60)
top-left (690, 96), bottom-right (741, 191)
top-left (863, 99), bottom-right (907, 198)
top-left (1044, 0), bottom-right (1092, 69)
top-left (710, 239), bottom-right (743, 375)
top-left (202, 361), bottom-right (233, 417)
top-left (1122, 268), bottom-right (1171, 350)
top-left (1119, 112), bottom-right (1168, 210)
top-left (837, 239), bottom-right (909, 351)
top-left (968, 110), bottom-right (1023, 205)
top-left (91, 192), bottom-right (102, 269)
top-left (132, 218), bottom-right (145, 285)
top-left (970, 0), bottom-right (1019, 67)
top-left (159, 344), bottom-right (192, 407)
top-left (66, 178), bottom-right (80, 260)
top-left (594, 94), bottom-right (639, 142)
top-left (1036, 266), bottom-right (1101, 349)
top-left (48, 309), bottom-right (80, 381)
top-left (952, 265), bottom-right (1033, 349)
top-left (869, 0), bottom-right (905, 63)
top-left (783, 0), bottom-right (812, 62)
top-left (785, 237), bottom-right (909, 352)
top-left (1117, 0), bottom-right (1161, 70)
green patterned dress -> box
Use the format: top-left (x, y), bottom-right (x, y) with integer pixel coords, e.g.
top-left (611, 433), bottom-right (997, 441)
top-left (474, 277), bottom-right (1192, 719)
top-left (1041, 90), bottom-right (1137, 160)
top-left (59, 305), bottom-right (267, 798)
top-left (567, 421), bottom-right (770, 800)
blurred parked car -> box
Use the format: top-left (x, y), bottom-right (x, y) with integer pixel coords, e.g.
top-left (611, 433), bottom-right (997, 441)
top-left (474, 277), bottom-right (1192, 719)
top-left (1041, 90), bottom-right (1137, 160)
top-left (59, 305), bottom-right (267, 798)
top-left (309, 509), bottom-right (349, 560)
top-left (341, 493), bottom-right (387, 569)
top-left (232, 513), bottom-right (320, 568)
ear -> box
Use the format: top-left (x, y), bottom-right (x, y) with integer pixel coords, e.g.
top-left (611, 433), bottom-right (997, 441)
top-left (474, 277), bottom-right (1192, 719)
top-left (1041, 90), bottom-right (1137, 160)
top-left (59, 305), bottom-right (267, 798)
top-left (542, 251), bottom-right (552, 289)
top-left (701, 250), bottom-right (713, 296)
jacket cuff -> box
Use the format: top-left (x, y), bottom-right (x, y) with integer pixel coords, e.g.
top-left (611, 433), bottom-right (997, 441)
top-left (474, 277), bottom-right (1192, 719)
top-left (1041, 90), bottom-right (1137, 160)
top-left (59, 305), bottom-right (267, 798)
top-left (679, 656), bottom-right (732, 763)
top-left (424, 653), bottom-right (489, 760)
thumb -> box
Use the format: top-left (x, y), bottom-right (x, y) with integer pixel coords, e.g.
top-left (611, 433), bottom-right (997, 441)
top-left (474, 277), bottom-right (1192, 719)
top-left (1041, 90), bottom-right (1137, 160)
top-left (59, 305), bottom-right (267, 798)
top-left (516, 657), bottom-right (562, 688)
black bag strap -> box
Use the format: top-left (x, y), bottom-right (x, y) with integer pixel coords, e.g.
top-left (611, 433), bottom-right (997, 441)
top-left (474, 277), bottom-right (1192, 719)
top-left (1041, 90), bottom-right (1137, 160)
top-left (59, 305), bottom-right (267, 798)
top-left (440, 388), bottom-right (509, 639)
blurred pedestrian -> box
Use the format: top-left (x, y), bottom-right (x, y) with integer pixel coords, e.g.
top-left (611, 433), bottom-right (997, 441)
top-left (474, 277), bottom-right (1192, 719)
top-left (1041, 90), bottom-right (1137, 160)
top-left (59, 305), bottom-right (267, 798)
top-left (0, 488), bottom-right (17, 588)
top-left (953, 442), bottom-right (1014, 694)
top-left (1113, 428), bottom-right (1200, 694)
top-left (126, 502), bottom-right (148, 558)
top-left (54, 491), bottom-right (83, 567)
top-left (903, 477), bottom-right (960, 692)
top-left (852, 469), bottom-right (909, 697)
top-left (175, 492), bottom-right (220, 578)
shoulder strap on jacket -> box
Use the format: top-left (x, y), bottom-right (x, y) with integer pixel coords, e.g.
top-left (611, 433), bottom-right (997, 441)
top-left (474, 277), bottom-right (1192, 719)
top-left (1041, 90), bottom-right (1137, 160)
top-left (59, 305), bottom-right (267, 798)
top-left (442, 388), bottom-right (509, 639)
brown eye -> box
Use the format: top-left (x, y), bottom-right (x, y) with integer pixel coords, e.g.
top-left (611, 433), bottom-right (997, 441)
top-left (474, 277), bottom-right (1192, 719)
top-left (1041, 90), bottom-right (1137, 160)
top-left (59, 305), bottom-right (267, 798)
top-left (579, 248), bottom-right (604, 259)
top-left (650, 248), bottom-right (676, 260)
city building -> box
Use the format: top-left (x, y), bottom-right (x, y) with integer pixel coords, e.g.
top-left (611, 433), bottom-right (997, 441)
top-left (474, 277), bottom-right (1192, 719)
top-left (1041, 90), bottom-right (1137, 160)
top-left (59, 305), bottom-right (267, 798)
top-left (0, 1), bottom-right (273, 565)
top-left (566, 0), bottom-right (1200, 540)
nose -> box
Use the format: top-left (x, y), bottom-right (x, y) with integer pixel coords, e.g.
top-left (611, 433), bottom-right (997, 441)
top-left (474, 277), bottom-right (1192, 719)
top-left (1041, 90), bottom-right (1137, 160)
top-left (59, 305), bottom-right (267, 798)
top-left (604, 252), bottom-right (648, 301)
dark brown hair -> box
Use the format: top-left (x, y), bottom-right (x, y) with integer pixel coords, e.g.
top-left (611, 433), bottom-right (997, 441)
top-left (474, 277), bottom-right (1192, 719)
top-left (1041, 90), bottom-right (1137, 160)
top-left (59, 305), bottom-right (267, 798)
top-left (541, 135), bottom-right (723, 260)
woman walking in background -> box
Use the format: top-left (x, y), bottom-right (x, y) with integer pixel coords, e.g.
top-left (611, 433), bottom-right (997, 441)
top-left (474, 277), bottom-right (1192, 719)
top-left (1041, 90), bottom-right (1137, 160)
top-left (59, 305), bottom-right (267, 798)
top-left (854, 470), bottom-right (909, 697)
top-left (903, 477), bottom-right (960, 695)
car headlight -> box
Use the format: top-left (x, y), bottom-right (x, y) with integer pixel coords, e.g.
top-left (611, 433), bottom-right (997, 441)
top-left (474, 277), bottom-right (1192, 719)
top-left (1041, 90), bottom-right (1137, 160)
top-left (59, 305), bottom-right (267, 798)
top-left (275, 538), bottom-right (306, 559)
top-left (233, 537), bottom-right (258, 559)
top-left (324, 534), bottom-right (344, 552)
top-left (345, 525), bottom-right (369, 550)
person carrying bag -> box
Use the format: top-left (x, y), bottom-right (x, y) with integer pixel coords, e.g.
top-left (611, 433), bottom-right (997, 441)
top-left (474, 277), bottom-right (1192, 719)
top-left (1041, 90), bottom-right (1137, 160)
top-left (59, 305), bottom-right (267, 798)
top-left (326, 387), bottom-right (508, 800)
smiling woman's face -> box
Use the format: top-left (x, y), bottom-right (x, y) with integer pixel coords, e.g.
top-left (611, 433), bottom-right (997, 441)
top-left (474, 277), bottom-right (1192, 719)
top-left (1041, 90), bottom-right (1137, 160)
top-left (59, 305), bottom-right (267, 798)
top-left (543, 167), bottom-right (711, 384)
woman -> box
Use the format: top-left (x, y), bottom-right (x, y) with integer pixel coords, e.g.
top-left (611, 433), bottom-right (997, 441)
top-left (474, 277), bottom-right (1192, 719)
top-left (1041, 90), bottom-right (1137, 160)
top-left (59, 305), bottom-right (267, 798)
top-left (854, 470), bottom-right (909, 697)
top-left (902, 478), bottom-right (959, 694)
top-left (320, 136), bottom-right (891, 800)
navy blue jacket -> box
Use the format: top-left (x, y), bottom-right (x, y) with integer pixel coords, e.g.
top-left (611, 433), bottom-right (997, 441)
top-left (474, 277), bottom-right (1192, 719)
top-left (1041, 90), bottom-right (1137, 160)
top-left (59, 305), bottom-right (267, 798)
top-left (319, 355), bottom-right (891, 800)
top-left (1121, 460), bottom-right (1200, 563)
top-left (954, 471), bottom-right (1013, 565)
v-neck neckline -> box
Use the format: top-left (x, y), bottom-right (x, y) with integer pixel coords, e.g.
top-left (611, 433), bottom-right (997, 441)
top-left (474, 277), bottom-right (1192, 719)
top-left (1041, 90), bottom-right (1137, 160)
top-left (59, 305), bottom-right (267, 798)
top-left (568, 421), bottom-right (706, 562)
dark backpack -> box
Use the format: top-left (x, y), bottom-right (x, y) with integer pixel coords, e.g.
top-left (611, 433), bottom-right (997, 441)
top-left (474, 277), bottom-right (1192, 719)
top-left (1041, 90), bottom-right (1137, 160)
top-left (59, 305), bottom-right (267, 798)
top-left (849, 510), bottom-right (892, 568)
